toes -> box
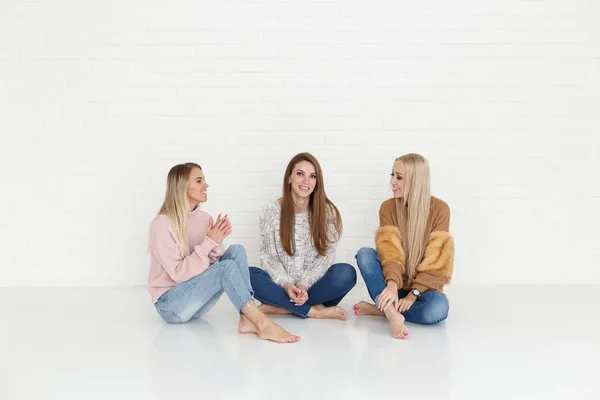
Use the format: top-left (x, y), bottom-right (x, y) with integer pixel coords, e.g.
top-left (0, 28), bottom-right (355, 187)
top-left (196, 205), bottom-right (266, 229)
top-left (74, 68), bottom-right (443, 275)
top-left (392, 331), bottom-right (409, 339)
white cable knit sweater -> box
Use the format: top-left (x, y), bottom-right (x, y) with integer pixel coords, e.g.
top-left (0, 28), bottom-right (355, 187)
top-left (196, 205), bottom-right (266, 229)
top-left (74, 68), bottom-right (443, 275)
top-left (259, 200), bottom-right (339, 288)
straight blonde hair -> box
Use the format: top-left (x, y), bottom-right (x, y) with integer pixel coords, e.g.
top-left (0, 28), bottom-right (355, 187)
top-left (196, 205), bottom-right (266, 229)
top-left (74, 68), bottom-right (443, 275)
top-left (154, 162), bottom-right (202, 255)
top-left (395, 154), bottom-right (431, 284)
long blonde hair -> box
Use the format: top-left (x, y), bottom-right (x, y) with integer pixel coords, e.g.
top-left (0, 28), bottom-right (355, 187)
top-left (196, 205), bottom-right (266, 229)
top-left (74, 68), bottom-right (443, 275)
top-left (280, 152), bottom-right (342, 256)
top-left (154, 162), bottom-right (202, 254)
top-left (395, 154), bottom-right (431, 284)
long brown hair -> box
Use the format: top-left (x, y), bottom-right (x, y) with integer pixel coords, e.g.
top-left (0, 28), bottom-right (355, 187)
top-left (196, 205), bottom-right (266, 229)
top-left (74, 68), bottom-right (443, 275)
top-left (280, 153), bottom-right (342, 256)
top-left (155, 162), bottom-right (202, 254)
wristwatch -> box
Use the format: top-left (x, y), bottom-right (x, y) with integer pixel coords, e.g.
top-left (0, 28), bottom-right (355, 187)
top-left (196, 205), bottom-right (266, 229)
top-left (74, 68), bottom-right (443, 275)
top-left (411, 288), bottom-right (422, 298)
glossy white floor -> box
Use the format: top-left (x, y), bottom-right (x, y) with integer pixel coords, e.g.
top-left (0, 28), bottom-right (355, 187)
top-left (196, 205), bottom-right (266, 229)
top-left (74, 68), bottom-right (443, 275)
top-left (0, 285), bottom-right (598, 400)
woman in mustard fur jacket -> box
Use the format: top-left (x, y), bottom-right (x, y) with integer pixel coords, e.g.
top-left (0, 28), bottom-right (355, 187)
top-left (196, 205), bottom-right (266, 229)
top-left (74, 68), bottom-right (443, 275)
top-left (353, 153), bottom-right (454, 339)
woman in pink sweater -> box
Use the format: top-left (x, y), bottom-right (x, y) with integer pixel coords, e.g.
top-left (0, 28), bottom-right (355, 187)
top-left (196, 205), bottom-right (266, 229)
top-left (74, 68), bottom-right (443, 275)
top-left (148, 162), bottom-right (299, 343)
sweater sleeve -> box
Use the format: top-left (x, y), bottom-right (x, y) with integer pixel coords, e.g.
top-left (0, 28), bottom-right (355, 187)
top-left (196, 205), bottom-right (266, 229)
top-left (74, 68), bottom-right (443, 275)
top-left (411, 201), bottom-right (454, 293)
top-left (377, 200), bottom-right (405, 288)
top-left (298, 219), bottom-right (339, 288)
top-left (150, 217), bottom-right (218, 283)
top-left (209, 242), bottom-right (226, 263)
top-left (259, 206), bottom-right (293, 286)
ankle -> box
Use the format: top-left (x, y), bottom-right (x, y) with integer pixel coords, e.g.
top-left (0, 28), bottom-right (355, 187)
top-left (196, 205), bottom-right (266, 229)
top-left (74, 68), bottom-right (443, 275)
top-left (384, 307), bottom-right (398, 317)
top-left (253, 315), bottom-right (271, 330)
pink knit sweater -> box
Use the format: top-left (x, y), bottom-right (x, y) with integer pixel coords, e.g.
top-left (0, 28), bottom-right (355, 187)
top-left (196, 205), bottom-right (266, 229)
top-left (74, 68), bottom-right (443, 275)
top-left (148, 207), bottom-right (225, 303)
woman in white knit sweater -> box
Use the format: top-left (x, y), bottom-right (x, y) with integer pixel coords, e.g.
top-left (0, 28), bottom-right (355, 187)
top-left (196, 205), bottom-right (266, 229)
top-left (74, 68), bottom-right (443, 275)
top-left (250, 153), bottom-right (357, 320)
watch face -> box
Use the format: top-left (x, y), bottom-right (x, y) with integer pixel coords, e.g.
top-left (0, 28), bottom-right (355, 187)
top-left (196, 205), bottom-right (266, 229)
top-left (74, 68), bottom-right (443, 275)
top-left (412, 289), bottom-right (421, 296)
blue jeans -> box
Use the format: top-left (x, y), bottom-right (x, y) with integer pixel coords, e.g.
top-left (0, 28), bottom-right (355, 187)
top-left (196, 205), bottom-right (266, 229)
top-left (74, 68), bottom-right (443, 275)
top-left (355, 247), bottom-right (449, 325)
top-left (154, 244), bottom-right (254, 324)
top-left (249, 263), bottom-right (357, 319)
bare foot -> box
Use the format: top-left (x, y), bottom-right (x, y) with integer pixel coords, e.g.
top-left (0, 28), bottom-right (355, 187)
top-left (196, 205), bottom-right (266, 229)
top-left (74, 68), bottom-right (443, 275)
top-left (238, 315), bottom-right (258, 334)
top-left (238, 302), bottom-right (300, 344)
top-left (258, 304), bottom-right (292, 315)
top-left (308, 304), bottom-right (347, 321)
top-left (255, 321), bottom-right (300, 343)
top-left (353, 301), bottom-right (384, 316)
top-left (384, 308), bottom-right (409, 339)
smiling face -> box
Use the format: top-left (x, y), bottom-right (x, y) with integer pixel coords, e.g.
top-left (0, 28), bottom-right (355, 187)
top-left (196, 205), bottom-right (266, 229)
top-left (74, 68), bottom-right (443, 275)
top-left (390, 160), bottom-right (404, 198)
top-left (288, 160), bottom-right (317, 200)
top-left (187, 167), bottom-right (208, 205)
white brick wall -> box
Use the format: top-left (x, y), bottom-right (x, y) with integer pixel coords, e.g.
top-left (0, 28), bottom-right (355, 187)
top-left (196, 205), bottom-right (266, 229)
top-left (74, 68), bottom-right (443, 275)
top-left (1, 0), bottom-right (599, 287)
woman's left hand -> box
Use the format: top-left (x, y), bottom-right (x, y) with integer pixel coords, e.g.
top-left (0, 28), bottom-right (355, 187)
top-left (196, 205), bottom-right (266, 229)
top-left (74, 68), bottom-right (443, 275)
top-left (295, 285), bottom-right (309, 306)
top-left (396, 293), bottom-right (416, 313)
